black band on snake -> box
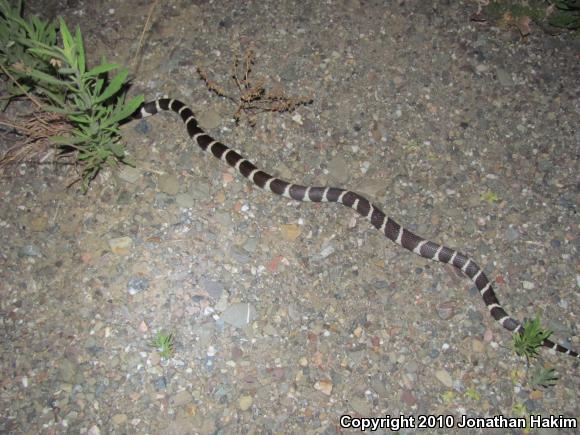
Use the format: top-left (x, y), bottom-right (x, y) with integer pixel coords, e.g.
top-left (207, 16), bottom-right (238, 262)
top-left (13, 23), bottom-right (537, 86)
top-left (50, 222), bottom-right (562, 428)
top-left (134, 98), bottom-right (578, 360)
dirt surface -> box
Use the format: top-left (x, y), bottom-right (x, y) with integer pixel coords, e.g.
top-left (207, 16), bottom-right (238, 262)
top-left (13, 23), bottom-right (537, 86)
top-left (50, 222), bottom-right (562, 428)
top-left (1, 0), bottom-right (579, 433)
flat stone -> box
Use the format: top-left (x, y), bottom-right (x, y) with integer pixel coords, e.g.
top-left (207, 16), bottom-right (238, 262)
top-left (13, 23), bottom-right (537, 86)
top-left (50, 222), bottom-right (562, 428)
top-left (176, 193), bottom-right (194, 208)
top-left (200, 279), bottom-right (224, 299)
top-left (18, 244), bottom-right (42, 257)
top-left (198, 108), bottom-right (222, 130)
top-left (243, 237), bottom-right (259, 253)
top-left (118, 166), bottom-right (141, 183)
top-left (172, 390), bottom-right (192, 407)
top-left (221, 303), bottom-right (256, 328)
top-left (349, 397), bottom-right (371, 415)
top-left (190, 183), bottom-right (211, 200)
top-left (29, 216), bottom-right (48, 232)
top-left (111, 414), bottom-right (127, 425)
top-left (158, 174), bottom-right (179, 195)
top-left (436, 301), bottom-right (456, 320)
top-left (401, 389), bottom-right (418, 406)
top-left (496, 67), bottom-right (513, 86)
top-left (58, 358), bottom-right (77, 383)
top-left (327, 155), bottom-right (349, 184)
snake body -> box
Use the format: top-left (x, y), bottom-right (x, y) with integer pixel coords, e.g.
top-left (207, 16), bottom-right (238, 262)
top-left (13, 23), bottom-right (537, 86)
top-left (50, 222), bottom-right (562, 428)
top-left (135, 98), bottom-right (578, 359)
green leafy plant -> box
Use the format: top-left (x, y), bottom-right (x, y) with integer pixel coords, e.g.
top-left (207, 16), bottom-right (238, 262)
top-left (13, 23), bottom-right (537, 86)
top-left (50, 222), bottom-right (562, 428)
top-left (150, 331), bottom-right (175, 359)
top-left (482, 0), bottom-right (580, 34)
top-left (464, 387), bottom-right (481, 401)
top-left (547, 0), bottom-right (580, 29)
top-left (1, 2), bottom-right (143, 191)
top-left (22, 19), bottom-right (143, 190)
top-left (0, 0), bottom-right (58, 109)
top-left (512, 402), bottom-right (527, 416)
top-left (482, 190), bottom-right (500, 204)
top-left (529, 366), bottom-right (559, 388)
top-left (512, 315), bottom-right (553, 362)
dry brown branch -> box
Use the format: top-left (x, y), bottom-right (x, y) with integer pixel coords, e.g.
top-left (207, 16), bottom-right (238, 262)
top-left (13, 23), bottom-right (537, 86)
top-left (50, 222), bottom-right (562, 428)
top-left (197, 47), bottom-right (312, 126)
top-left (196, 67), bottom-right (230, 99)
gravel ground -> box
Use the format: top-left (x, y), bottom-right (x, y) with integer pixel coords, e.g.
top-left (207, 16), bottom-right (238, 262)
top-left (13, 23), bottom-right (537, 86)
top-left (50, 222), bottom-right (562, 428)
top-left (1, 0), bottom-right (579, 433)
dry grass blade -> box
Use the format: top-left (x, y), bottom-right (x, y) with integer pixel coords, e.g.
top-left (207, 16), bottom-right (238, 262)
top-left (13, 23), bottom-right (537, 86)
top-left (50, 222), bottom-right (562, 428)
top-left (131, 0), bottom-right (159, 73)
top-left (0, 110), bottom-right (72, 167)
top-left (0, 59), bottom-right (72, 172)
top-left (0, 64), bottom-right (45, 110)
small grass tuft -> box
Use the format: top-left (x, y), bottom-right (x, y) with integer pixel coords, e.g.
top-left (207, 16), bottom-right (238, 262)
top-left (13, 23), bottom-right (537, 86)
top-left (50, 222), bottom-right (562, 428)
top-left (150, 331), bottom-right (175, 359)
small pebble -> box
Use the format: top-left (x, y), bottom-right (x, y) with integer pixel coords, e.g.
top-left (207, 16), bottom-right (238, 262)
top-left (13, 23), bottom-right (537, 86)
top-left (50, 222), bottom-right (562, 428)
top-left (111, 414), bottom-right (127, 425)
top-left (522, 281), bottom-right (535, 290)
top-left (108, 236), bottom-right (133, 256)
top-left (401, 390), bottom-right (418, 406)
top-left (435, 370), bottom-right (453, 388)
top-left (280, 224), bottom-right (301, 241)
top-left (127, 276), bottom-right (149, 295)
top-left (153, 376), bottom-right (167, 390)
top-left (238, 395), bottom-right (253, 411)
top-left (149, 352), bottom-right (161, 366)
top-left (472, 339), bottom-right (485, 353)
top-left (436, 301), bottom-right (456, 320)
top-left (314, 379), bottom-right (333, 395)
top-left (18, 244), bottom-right (42, 257)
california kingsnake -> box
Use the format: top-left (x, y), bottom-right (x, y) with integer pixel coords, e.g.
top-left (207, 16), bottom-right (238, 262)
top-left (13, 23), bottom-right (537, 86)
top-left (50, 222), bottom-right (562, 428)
top-left (135, 98), bottom-right (579, 360)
